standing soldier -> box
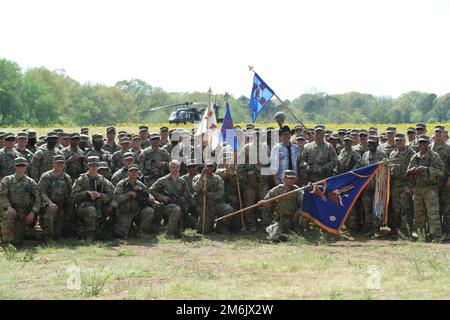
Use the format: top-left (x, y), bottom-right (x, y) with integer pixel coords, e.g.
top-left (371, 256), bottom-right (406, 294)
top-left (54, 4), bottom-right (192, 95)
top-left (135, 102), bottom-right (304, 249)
top-left (353, 130), bottom-right (369, 157)
top-left (26, 130), bottom-right (38, 153)
top-left (378, 127), bottom-right (397, 157)
top-left (139, 126), bottom-right (150, 149)
top-left (409, 123), bottom-right (427, 152)
top-left (336, 136), bottom-right (361, 175)
top-left (79, 134), bottom-right (90, 152)
top-left (181, 161), bottom-right (200, 223)
top-left (15, 132), bottom-right (33, 165)
top-left (30, 132), bottom-right (64, 182)
top-left (139, 133), bottom-right (170, 187)
top-left (98, 162), bottom-right (112, 181)
top-left (430, 126), bottom-right (450, 240)
top-left (111, 137), bottom-right (131, 173)
top-left (329, 134), bottom-right (343, 155)
top-left (112, 164), bottom-right (155, 239)
top-left (192, 161), bottom-right (233, 235)
top-left (302, 126), bottom-right (337, 183)
top-left (0, 157), bottom-right (41, 246)
top-left (150, 160), bottom-right (194, 238)
top-left (388, 134), bottom-right (415, 236)
top-left (130, 135), bottom-right (144, 166)
top-left (62, 133), bottom-right (86, 181)
top-left (111, 152), bottom-right (137, 186)
top-left (159, 126), bottom-right (170, 148)
top-left (85, 133), bottom-right (111, 165)
top-left (407, 135), bottom-right (444, 242)
top-left (71, 156), bottom-right (113, 242)
top-left (103, 127), bottom-right (121, 154)
top-left (259, 170), bottom-right (310, 241)
top-left (359, 136), bottom-right (387, 237)
top-left (38, 155), bottom-right (73, 243)
top-left (406, 127), bottom-right (416, 145)
top-left (0, 133), bottom-right (22, 179)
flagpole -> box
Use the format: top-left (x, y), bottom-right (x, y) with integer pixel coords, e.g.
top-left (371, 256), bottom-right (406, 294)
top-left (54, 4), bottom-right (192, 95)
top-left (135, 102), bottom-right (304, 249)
top-left (249, 66), bottom-right (308, 129)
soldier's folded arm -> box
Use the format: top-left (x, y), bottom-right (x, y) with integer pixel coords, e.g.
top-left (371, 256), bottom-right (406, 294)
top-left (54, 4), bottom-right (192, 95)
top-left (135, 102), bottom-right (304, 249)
top-left (72, 182), bottom-right (92, 203)
top-left (113, 182), bottom-right (131, 203)
top-left (148, 178), bottom-right (165, 202)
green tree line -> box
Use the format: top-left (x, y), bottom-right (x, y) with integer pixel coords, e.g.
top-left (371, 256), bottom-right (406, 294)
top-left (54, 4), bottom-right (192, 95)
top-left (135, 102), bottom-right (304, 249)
top-left (1, 58), bottom-right (449, 125)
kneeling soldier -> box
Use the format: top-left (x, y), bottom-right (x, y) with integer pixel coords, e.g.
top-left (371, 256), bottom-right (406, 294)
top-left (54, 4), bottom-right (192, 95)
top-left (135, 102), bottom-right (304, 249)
top-left (38, 155), bottom-right (73, 242)
top-left (150, 160), bottom-right (194, 239)
top-left (71, 156), bottom-right (113, 242)
top-left (113, 164), bottom-right (155, 239)
top-left (0, 157), bottom-right (41, 246)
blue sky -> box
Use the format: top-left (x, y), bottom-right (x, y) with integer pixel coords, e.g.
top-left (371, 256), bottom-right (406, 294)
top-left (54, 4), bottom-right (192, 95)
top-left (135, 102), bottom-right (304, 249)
top-left (2, 0), bottom-right (450, 99)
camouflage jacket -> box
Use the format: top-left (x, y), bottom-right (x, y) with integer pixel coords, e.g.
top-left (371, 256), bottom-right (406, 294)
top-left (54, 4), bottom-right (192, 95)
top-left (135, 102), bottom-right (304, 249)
top-left (0, 174), bottom-right (41, 212)
top-left (352, 143), bottom-right (369, 157)
top-left (111, 168), bottom-right (128, 186)
top-left (38, 170), bottom-right (73, 207)
top-left (238, 142), bottom-right (270, 186)
top-left (180, 173), bottom-right (196, 195)
top-left (302, 141), bottom-right (337, 180)
top-left (389, 147), bottom-right (415, 184)
top-left (113, 178), bottom-right (150, 212)
top-left (359, 150), bottom-right (387, 191)
top-left (336, 148), bottom-right (361, 175)
top-left (130, 148), bottom-right (144, 166)
top-left (149, 174), bottom-right (193, 207)
top-left (111, 150), bottom-right (127, 173)
top-left (30, 147), bottom-right (64, 182)
top-left (0, 148), bottom-right (22, 179)
top-left (62, 146), bottom-right (87, 181)
top-left (408, 139), bottom-right (420, 153)
top-left (138, 147), bottom-right (170, 179)
top-left (85, 148), bottom-right (111, 164)
top-left (15, 147), bottom-right (34, 165)
top-left (431, 142), bottom-right (450, 184)
top-left (215, 165), bottom-right (242, 204)
top-left (103, 142), bottom-right (121, 154)
top-left (264, 184), bottom-right (303, 217)
top-left (192, 173), bottom-right (225, 206)
top-left (378, 142), bottom-right (396, 158)
top-left (407, 150), bottom-right (444, 187)
top-left (71, 173), bottom-right (113, 208)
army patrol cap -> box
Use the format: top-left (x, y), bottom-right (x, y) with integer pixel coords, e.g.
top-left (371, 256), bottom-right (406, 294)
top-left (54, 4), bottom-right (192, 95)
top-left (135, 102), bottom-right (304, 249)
top-left (343, 136), bottom-right (352, 142)
top-left (47, 132), bottom-right (58, 139)
top-left (120, 137), bottom-right (131, 144)
top-left (416, 123), bottom-right (427, 130)
top-left (14, 157), bottom-right (28, 166)
top-left (418, 135), bottom-right (430, 143)
top-left (150, 132), bottom-right (160, 140)
top-left (70, 133), bottom-right (80, 140)
top-left (295, 134), bottom-right (306, 141)
top-left (329, 133), bottom-right (340, 140)
top-left (4, 133), bottom-right (15, 140)
top-left (284, 170), bottom-right (297, 179)
top-left (54, 128), bottom-right (64, 134)
top-left (160, 126), bottom-right (169, 132)
top-left (394, 133), bottom-right (405, 140)
top-left (139, 125), bottom-right (149, 132)
top-left (131, 134), bottom-right (141, 140)
top-left (314, 125), bottom-right (325, 132)
top-left (62, 133), bottom-right (70, 139)
top-left (92, 133), bottom-right (104, 142)
top-left (325, 129), bottom-right (333, 135)
top-left (127, 164), bottom-right (140, 171)
top-left (87, 156), bottom-right (100, 165)
top-left (106, 126), bottom-right (116, 134)
top-left (98, 162), bottom-right (110, 170)
top-left (338, 128), bottom-right (347, 134)
top-left (53, 155), bottom-right (66, 163)
top-left (27, 130), bottom-right (37, 138)
top-left (80, 134), bottom-right (89, 142)
top-left (359, 129), bottom-right (368, 137)
top-left (368, 136), bottom-right (379, 143)
top-left (350, 129), bottom-right (360, 136)
top-left (279, 126), bottom-right (292, 135)
top-left (386, 126), bottom-right (396, 133)
top-left (17, 132), bottom-right (28, 139)
top-left (434, 125), bottom-right (445, 132)
top-left (407, 127), bottom-right (416, 134)
top-left (123, 152), bottom-right (134, 160)
top-left (245, 124), bottom-right (255, 130)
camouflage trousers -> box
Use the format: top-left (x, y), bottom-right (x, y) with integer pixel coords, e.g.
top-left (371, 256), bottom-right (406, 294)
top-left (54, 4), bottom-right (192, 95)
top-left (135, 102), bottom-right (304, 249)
top-left (389, 183), bottom-right (414, 232)
top-left (438, 179), bottom-right (449, 235)
top-left (0, 208), bottom-right (28, 245)
top-left (113, 207), bottom-right (154, 239)
top-left (75, 203), bottom-right (102, 239)
top-left (413, 186), bottom-right (442, 238)
top-left (266, 211), bottom-right (301, 240)
top-left (197, 202), bottom-right (233, 234)
top-left (161, 204), bottom-right (182, 235)
top-left (243, 182), bottom-right (271, 229)
top-left (41, 205), bottom-right (71, 240)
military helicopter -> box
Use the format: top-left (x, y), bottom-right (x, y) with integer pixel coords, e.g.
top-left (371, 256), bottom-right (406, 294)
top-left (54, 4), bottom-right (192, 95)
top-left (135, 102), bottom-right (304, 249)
top-left (138, 101), bottom-right (222, 124)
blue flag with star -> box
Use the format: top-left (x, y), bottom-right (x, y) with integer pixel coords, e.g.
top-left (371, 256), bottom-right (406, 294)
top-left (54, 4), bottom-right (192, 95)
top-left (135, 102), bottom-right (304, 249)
top-left (220, 101), bottom-right (238, 151)
top-left (249, 73), bottom-right (275, 122)
top-left (302, 162), bottom-right (387, 234)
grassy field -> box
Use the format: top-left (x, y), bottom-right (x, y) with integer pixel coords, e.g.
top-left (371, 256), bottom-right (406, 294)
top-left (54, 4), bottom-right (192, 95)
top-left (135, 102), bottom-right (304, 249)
top-left (1, 230), bottom-right (449, 300)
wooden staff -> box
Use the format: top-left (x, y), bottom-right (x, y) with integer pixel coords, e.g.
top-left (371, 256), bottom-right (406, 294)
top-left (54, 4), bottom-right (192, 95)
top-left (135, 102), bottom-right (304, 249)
top-left (202, 174), bottom-right (207, 235)
top-left (234, 165), bottom-right (246, 231)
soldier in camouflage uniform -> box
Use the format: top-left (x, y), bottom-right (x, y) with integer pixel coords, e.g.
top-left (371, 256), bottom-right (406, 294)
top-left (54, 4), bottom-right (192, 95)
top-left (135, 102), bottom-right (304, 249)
top-left (159, 126), bottom-right (170, 148)
top-left (38, 155), bottom-right (73, 242)
top-left (103, 127), bottom-right (121, 155)
top-left (216, 154), bottom-right (245, 233)
top-left (150, 160), bottom-right (195, 238)
top-left (359, 136), bottom-right (387, 237)
top-left (192, 161), bottom-right (233, 234)
top-left (378, 127), bottom-right (396, 157)
top-left (98, 162), bottom-right (112, 181)
top-left (260, 170), bottom-right (310, 241)
top-left (139, 133), bottom-right (170, 187)
top-left (430, 126), bottom-right (450, 239)
top-left (139, 126), bottom-right (151, 149)
top-left (180, 161), bottom-right (200, 222)
top-left (15, 132), bottom-right (33, 166)
top-left (407, 135), bottom-right (444, 242)
top-left (0, 132), bottom-right (6, 149)
top-left (329, 134), bottom-right (343, 155)
top-left (0, 133), bottom-right (22, 179)
top-left (302, 126), bottom-right (337, 183)
top-left (79, 134), bottom-right (90, 152)
top-left (26, 130), bottom-right (38, 154)
top-left (30, 132), bottom-right (64, 182)
top-left (130, 135), bottom-right (144, 166)
top-left (388, 134), bottom-right (415, 236)
top-left (409, 123), bottom-right (427, 152)
top-left (406, 127), bottom-right (416, 145)
top-left (71, 156), bottom-right (113, 242)
top-left (111, 152), bottom-right (137, 186)
top-left (112, 164), bottom-right (155, 239)
top-left (0, 157), bottom-right (41, 246)
top-left (111, 137), bottom-right (131, 173)
top-left (62, 133), bottom-right (86, 181)
top-left (352, 130), bottom-right (369, 157)
top-left (85, 133), bottom-right (111, 165)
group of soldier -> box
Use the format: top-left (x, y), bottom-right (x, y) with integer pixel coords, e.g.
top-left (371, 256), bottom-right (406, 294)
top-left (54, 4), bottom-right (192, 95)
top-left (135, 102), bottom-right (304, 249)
top-left (0, 118), bottom-right (449, 247)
